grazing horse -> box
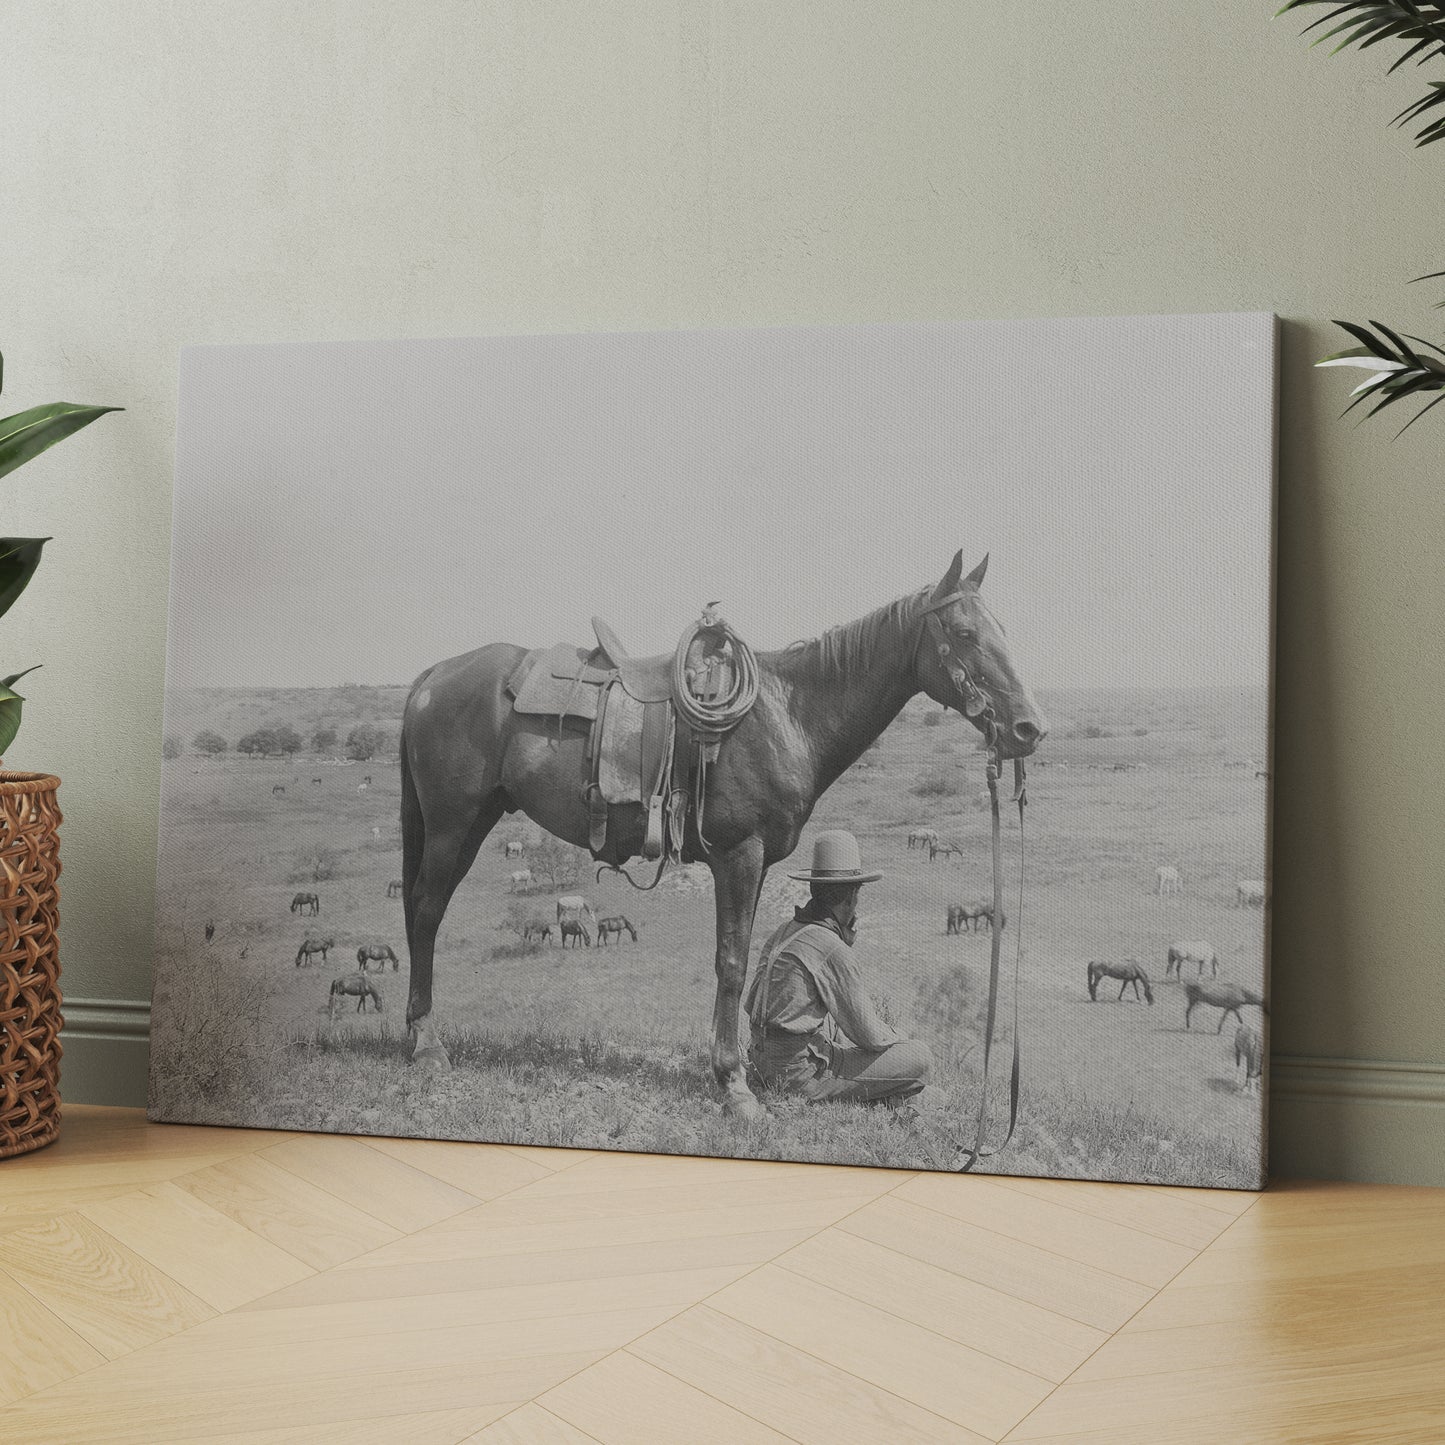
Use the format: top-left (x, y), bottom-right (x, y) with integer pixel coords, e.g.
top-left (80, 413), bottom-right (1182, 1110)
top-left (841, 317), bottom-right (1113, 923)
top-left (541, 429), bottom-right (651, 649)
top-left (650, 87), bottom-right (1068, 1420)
top-left (945, 904), bottom-right (967, 935)
top-left (1087, 959), bottom-right (1154, 1004)
top-left (386, 879), bottom-right (404, 898)
top-left (908, 827), bottom-right (938, 851)
top-left (272, 784), bottom-right (286, 796)
top-left (328, 972), bottom-right (383, 1019)
top-left (1236, 879), bottom-right (1266, 908)
top-left (959, 901), bottom-right (1005, 932)
top-left (1166, 940), bottom-right (1219, 980)
top-left (508, 868), bottom-right (535, 893)
top-left (204, 920), bottom-right (215, 944)
top-left (522, 918), bottom-right (554, 945)
top-left (559, 919), bottom-right (591, 949)
top-left (1185, 981), bottom-right (1267, 1033)
top-left (597, 915), bottom-right (638, 946)
top-left (1235, 1024), bottom-right (1263, 1093)
top-left (504, 840), bottom-right (526, 858)
top-left (312, 776), bottom-right (323, 784)
top-left (357, 942), bottom-right (400, 972)
top-left (1155, 865), bottom-right (1182, 896)
top-left (555, 895), bottom-right (597, 924)
top-left (398, 550), bottom-right (1044, 1117)
top-left (290, 892), bottom-right (320, 916)
top-left (295, 935), bottom-right (335, 967)
top-left (928, 839), bottom-right (964, 863)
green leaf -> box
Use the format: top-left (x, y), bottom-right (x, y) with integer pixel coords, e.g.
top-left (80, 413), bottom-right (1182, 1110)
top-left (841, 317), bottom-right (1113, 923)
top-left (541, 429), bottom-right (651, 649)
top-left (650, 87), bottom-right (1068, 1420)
top-left (0, 677), bottom-right (31, 755)
top-left (0, 538), bottom-right (48, 622)
top-left (0, 401), bottom-right (122, 484)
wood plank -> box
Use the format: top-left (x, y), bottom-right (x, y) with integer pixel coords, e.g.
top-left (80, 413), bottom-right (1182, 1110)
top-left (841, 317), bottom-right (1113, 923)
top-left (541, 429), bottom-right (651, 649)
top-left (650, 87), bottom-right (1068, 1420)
top-left (990, 1174), bottom-right (1244, 1250)
top-left (168, 1267), bottom-right (746, 1350)
top-left (0, 1355), bottom-right (590, 1443)
top-left (468, 1403), bottom-right (601, 1443)
top-left (363, 1137), bottom-right (553, 1199)
top-left (631, 1305), bottom-right (986, 1445)
top-left (207, 1405), bottom-right (516, 1444)
top-left (259, 1135), bottom-right (483, 1231)
top-left (248, 1229), bottom-right (813, 1311)
top-left (541, 1350), bottom-right (792, 1444)
top-left (0, 1155), bottom-right (255, 1212)
top-left (78, 1183), bottom-right (313, 1312)
top-left (896, 1174), bottom-right (1197, 1288)
top-left (774, 1226), bottom-right (1106, 1383)
top-left (0, 1213), bottom-right (214, 1359)
top-left (515, 1151), bottom-right (910, 1199)
top-left (1148, 1182), bottom-right (1260, 1216)
top-left (840, 1194), bottom-right (1152, 1332)
top-left (0, 1266), bottom-right (106, 1405)
top-left (708, 1263), bottom-right (1051, 1440)
top-left (171, 1152), bottom-right (401, 1271)
top-left (499, 1145), bottom-right (597, 1172)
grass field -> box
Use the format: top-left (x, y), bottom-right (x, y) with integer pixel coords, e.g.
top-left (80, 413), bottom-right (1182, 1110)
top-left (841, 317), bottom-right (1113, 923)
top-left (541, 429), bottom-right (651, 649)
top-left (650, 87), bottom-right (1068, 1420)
top-left (150, 684), bottom-right (1269, 1188)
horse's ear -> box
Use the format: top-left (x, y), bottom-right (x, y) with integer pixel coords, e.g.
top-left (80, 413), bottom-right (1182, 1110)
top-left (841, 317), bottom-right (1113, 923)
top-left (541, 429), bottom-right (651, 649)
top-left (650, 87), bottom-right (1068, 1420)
top-left (931, 550), bottom-right (964, 601)
top-left (965, 553), bottom-right (989, 590)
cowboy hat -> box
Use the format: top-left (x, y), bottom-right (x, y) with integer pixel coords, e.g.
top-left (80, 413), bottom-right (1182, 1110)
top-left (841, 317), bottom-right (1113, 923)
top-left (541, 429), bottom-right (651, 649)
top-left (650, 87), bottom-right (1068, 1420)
top-left (788, 829), bottom-right (883, 884)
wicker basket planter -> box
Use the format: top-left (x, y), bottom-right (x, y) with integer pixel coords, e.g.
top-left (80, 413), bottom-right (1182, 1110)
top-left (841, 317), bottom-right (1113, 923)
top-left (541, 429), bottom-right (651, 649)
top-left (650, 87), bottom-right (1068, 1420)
top-left (0, 771), bottom-right (62, 1159)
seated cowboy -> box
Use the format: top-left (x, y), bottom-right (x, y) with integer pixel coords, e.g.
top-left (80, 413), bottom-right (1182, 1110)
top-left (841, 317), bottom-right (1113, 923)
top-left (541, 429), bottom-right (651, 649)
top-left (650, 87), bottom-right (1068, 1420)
top-left (745, 830), bottom-right (933, 1107)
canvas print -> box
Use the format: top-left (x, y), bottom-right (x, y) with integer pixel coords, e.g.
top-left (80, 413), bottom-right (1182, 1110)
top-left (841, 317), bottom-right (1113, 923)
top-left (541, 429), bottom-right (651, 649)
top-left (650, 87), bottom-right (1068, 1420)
top-left (150, 314), bottom-right (1276, 1188)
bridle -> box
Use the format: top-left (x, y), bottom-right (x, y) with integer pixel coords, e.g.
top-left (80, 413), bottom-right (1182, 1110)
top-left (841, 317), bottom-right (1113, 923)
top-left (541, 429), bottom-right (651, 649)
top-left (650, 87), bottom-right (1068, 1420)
top-left (912, 588), bottom-right (1027, 1173)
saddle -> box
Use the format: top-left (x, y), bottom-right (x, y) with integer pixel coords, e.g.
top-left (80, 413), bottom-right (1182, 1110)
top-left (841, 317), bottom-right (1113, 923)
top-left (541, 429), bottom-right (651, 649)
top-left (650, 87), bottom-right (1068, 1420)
top-left (506, 611), bottom-right (752, 866)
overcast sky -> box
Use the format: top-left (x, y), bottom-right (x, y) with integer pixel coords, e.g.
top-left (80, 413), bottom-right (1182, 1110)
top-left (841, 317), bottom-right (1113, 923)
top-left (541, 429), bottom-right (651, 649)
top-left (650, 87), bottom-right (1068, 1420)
top-left (167, 313), bottom-right (1275, 692)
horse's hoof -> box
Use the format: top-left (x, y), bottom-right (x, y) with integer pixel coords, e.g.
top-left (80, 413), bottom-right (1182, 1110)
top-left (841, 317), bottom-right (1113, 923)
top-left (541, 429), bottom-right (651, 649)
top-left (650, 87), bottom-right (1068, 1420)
top-left (411, 1047), bottom-right (451, 1075)
top-left (724, 1093), bottom-right (767, 1123)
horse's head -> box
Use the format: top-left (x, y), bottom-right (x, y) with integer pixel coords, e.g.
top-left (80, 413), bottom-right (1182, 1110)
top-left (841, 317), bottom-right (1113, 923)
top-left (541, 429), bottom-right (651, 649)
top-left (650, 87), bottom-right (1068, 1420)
top-left (916, 551), bottom-right (1047, 759)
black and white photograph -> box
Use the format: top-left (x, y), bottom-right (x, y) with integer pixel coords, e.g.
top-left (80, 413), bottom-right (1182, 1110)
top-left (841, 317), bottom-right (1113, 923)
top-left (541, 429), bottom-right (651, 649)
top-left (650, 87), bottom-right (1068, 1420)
top-left (149, 313), bottom-right (1276, 1188)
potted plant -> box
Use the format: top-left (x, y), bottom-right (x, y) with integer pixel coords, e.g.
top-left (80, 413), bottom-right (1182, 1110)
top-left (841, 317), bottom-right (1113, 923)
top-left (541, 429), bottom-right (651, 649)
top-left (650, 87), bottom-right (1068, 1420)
top-left (0, 351), bottom-right (119, 1157)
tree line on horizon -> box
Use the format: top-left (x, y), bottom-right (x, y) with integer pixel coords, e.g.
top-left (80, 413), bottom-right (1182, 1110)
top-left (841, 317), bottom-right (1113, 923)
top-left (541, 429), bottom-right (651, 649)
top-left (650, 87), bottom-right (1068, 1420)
top-left (163, 722), bottom-right (397, 762)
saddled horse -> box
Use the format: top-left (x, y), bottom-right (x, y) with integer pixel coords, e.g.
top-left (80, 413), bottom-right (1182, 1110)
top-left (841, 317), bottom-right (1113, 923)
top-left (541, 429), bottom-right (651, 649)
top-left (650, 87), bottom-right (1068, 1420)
top-left (357, 942), bottom-right (399, 972)
top-left (1087, 959), bottom-right (1154, 1004)
top-left (398, 550), bottom-right (1044, 1117)
top-left (295, 935), bottom-right (335, 967)
top-left (329, 972), bottom-right (383, 1019)
top-left (597, 915), bottom-right (638, 945)
top-left (1185, 981), bottom-right (1267, 1032)
top-left (558, 919), bottom-right (591, 949)
top-left (1166, 940), bottom-right (1219, 980)
top-left (290, 892), bottom-right (320, 916)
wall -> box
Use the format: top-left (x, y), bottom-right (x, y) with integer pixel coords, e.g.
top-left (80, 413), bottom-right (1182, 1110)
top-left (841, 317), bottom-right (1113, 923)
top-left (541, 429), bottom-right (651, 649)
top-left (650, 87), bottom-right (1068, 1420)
top-left (6, 1), bottom-right (1442, 1183)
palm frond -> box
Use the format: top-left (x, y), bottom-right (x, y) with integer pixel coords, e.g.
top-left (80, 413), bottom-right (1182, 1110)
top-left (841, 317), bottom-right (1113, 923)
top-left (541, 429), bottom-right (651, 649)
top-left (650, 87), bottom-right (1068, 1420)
top-left (1316, 319), bottom-right (1445, 431)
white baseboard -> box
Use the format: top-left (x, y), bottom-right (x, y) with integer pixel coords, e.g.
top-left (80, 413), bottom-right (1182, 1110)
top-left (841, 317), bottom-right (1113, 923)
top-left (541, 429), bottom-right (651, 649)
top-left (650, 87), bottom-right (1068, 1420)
top-left (55, 1000), bottom-right (1445, 1185)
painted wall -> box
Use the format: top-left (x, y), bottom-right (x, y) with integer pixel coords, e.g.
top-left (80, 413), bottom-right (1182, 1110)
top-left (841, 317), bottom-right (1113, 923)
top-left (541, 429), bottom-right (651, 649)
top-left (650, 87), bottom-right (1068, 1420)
top-left (7, 1), bottom-right (1442, 1182)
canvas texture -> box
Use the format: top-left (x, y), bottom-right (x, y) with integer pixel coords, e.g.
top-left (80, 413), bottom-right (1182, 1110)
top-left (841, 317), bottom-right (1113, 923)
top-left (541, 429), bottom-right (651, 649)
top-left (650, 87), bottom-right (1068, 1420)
top-left (149, 315), bottom-right (1276, 1189)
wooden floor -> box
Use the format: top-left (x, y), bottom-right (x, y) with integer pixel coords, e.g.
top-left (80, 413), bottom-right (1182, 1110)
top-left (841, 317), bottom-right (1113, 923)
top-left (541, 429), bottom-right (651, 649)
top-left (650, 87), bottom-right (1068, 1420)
top-left (0, 1109), bottom-right (1441, 1443)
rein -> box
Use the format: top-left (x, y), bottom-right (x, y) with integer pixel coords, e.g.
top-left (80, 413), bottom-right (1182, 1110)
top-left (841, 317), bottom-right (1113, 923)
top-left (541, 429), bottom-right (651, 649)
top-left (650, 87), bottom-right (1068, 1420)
top-left (913, 588), bottom-right (1029, 1172)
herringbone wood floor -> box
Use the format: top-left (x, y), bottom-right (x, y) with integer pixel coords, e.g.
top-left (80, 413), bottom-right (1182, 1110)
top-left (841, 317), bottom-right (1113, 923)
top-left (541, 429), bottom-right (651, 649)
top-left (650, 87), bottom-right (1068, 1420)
top-left (0, 1109), bottom-right (1441, 1442)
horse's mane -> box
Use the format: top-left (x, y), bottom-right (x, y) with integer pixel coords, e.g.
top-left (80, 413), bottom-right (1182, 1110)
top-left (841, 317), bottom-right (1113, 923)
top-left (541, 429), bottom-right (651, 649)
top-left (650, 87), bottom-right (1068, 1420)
top-left (769, 588), bottom-right (928, 682)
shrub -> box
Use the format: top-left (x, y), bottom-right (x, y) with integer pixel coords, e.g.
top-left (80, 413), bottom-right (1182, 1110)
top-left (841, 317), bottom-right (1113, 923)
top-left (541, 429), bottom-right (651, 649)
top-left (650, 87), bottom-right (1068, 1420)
top-left (911, 766), bottom-right (963, 799)
top-left (923, 711), bottom-right (944, 728)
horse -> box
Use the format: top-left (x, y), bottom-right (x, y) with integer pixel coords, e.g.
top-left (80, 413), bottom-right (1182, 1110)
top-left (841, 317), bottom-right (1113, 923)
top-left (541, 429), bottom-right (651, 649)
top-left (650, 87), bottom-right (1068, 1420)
top-left (290, 892), bottom-right (320, 916)
top-left (1154, 865), bottom-right (1182, 896)
top-left (555, 895), bottom-right (597, 924)
top-left (945, 904), bottom-right (967, 935)
top-left (928, 839), bottom-right (964, 863)
top-left (958, 901), bottom-right (1005, 932)
top-left (508, 868), bottom-right (535, 893)
top-left (907, 827), bottom-right (938, 851)
top-left (203, 920), bottom-right (215, 944)
top-left (1236, 879), bottom-right (1266, 908)
top-left (358, 782), bottom-right (369, 795)
top-left (312, 776), bottom-right (323, 785)
top-left (559, 919), bottom-right (591, 949)
top-left (1166, 940), bottom-right (1219, 980)
top-left (522, 918), bottom-right (554, 945)
top-left (1184, 981), bottom-right (1267, 1033)
top-left (357, 943), bottom-right (400, 972)
top-left (295, 935), bottom-right (335, 967)
top-left (1087, 959), bottom-right (1154, 1004)
top-left (386, 879), bottom-right (404, 898)
top-left (504, 840), bottom-right (526, 858)
top-left (397, 550), bottom-right (1043, 1117)
top-left (597, 915), bottom-right (638, 945)
top-left (272, 784), bottom-right (286, 797)
top-left (1234, 1024), bottom-right (1263, 1093)
top-left (329, 972), bottom-right (383, 1019)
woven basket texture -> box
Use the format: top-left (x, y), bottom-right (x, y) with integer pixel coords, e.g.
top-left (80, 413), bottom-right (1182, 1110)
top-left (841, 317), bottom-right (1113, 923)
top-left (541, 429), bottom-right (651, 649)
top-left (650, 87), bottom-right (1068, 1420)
top-left (0, 772), bottom-right (62, 1159)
